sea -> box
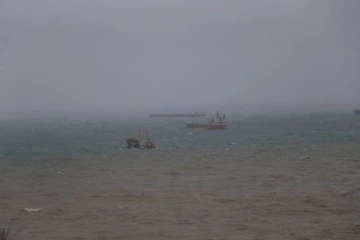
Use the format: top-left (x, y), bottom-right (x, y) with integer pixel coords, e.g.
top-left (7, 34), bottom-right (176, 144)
top-left (1, 111), bottom-right (360, 240)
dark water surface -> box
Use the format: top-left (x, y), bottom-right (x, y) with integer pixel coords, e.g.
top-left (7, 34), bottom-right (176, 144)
top-left (1, 112), bottom-right (360, 239)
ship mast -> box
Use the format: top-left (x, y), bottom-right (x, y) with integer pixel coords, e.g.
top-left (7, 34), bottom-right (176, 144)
top-left (138, 129), bottom-right (142, 145)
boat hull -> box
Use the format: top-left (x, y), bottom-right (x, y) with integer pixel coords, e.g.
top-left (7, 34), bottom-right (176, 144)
top-left (206, 123), bottom-right (228, 130)
top-left (126, 138), bottom-right (156, 149)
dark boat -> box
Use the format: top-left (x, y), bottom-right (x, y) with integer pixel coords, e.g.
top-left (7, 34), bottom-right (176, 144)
top-left (148, 112), bottom-right (206, 118)
top-left (186, 112), bottom-right (228, 130)
top-left (127, 130), bottom-right (156, 149)
top-left (354, 109), bottom-right (360, 115)
top-left (126, 138), bottom-right (141, 148)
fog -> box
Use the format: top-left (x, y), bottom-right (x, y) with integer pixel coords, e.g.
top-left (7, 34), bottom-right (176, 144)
top-left (1, 0), bottom-right (359, 115)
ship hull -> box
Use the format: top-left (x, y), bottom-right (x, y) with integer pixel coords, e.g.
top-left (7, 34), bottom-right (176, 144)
top-left (126, 138), bottom-right (156, 149)
top-left (354, 109), bottom-right (360, 115)
top-left (206, 123), bottom-right (228, 130)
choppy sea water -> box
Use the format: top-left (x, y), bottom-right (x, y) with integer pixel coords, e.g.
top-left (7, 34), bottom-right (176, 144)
top-left (1, 112), bottom-right (360, 240)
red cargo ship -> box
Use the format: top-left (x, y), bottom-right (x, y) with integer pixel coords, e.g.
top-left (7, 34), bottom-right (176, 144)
top-left (186, 112), bottom-right (227, 130)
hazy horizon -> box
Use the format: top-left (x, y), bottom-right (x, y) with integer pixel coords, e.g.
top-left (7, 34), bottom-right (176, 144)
top-left (1, 0), bottom-right (359, 116)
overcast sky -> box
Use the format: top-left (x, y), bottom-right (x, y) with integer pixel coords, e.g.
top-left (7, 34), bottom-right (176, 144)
top-left (1, 0), bottom-right (359, 113)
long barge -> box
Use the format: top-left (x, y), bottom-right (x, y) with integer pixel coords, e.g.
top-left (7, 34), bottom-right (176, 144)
top-left (148, 113), bottom-right (206, 118)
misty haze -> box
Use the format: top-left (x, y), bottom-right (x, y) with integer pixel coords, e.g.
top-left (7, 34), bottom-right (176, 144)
top-left (1, 1), bottom-right (359, 240)
top-left (1, 0), bottom-right (359, 115)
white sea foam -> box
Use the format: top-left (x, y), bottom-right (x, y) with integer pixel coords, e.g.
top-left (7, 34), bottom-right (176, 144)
top-left (22, 208), bottom-right (43, 212)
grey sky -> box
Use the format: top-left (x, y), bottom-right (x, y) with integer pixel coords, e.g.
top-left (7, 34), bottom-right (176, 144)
top-left (1, 0), bottom-right (359, 113)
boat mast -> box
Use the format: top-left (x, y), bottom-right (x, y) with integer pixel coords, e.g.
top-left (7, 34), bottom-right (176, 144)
top-left (138, 129), bottom-right (142, 145)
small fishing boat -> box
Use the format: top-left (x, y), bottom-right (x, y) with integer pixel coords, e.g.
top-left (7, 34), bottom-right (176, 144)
top-left (127, 129), bottom-right (156, 149)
